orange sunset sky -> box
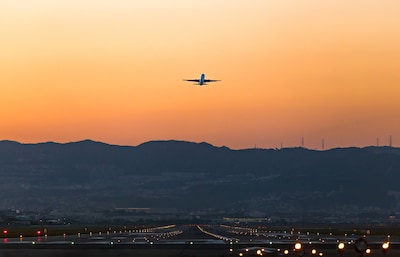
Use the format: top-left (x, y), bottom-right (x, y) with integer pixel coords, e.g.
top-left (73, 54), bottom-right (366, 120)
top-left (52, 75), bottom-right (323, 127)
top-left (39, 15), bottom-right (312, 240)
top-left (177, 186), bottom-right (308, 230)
top-left (1, 0), bottom-right (400, 149)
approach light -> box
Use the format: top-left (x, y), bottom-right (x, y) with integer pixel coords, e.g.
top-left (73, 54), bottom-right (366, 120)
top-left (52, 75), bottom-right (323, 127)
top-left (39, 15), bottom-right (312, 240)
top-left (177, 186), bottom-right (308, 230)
top-left (382, 242), bottom-right (390, 254)
top-left (338, 242), bottom-right (345, 254)
top-left (382, 242), bottom-right (390, 250)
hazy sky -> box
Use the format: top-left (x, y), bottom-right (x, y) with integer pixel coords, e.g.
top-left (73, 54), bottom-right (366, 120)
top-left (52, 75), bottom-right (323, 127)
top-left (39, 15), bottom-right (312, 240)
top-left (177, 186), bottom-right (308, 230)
top-left (1, 0), bottom-right (400, 149)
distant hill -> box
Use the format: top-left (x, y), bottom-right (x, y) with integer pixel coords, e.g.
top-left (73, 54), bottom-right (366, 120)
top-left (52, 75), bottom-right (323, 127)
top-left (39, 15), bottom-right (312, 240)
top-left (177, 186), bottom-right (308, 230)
top-left (0, 140), bottom-right (399, 218)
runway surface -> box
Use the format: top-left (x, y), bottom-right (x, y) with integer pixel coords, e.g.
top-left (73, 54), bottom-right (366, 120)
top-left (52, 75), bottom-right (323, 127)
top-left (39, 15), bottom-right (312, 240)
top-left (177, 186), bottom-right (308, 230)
top-left (0, 224), bottom-right (399, 257)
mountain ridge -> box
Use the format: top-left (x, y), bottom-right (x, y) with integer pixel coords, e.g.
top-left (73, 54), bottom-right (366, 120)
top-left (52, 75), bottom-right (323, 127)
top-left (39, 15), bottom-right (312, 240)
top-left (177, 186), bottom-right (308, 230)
top-left (0, 139), bottom-right (399, 217)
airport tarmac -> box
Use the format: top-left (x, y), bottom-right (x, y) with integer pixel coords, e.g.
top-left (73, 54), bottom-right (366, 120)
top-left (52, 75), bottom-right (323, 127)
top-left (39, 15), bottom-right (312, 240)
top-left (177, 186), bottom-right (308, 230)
top-left (0, 225), bottom-right (398, 257)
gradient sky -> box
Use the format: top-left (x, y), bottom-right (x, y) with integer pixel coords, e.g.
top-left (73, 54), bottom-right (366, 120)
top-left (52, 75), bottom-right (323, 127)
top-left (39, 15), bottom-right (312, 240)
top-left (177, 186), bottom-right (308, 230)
top-left (1, 0), bottom-right (400, 149)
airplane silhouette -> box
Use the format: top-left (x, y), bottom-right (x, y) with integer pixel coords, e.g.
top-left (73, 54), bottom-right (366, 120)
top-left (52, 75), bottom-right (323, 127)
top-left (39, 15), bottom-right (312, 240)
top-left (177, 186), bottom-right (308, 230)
top-left (183, 73), bottom-right (220, 86)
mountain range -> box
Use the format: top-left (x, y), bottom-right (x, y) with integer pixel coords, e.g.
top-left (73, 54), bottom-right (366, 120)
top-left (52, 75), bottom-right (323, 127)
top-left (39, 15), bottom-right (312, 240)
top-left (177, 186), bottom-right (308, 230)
top-left (0, 140), bottom-right (399, 219)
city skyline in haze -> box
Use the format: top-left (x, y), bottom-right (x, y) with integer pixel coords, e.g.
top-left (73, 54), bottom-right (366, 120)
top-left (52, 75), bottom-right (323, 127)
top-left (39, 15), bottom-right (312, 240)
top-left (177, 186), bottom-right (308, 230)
top-left (1, 1), bottom-right (400, 149)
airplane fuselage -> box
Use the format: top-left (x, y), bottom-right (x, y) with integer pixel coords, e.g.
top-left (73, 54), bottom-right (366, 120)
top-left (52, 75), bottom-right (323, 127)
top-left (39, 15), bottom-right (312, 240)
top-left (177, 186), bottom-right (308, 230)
top-left (199, 73), bottom-right (206, 85)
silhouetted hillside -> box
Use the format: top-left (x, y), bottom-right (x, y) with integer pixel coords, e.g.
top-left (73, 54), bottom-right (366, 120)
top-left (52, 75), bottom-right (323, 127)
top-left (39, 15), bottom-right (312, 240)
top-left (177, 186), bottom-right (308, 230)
top-left (0, 140), bottom-right (399, 218)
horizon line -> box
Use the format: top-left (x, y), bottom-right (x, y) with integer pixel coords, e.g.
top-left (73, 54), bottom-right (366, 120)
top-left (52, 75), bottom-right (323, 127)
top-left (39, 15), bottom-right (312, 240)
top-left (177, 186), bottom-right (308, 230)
top-left (0, 138), bottom-right (397, 151)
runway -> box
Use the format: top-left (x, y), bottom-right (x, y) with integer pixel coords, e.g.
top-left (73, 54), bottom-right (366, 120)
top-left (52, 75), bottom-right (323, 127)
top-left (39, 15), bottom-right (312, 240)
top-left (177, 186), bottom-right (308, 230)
top-left (0, 224), bottom-right (399, 257)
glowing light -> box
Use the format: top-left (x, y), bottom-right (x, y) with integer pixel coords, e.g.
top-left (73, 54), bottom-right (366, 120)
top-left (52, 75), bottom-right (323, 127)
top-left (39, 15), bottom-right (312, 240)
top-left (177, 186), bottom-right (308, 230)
top-left (295, 242), bottom-right (302, 250)
top-left (382, 242), bottom-right (390, 250)
top-left (311, 249), bottom-right (317, 255)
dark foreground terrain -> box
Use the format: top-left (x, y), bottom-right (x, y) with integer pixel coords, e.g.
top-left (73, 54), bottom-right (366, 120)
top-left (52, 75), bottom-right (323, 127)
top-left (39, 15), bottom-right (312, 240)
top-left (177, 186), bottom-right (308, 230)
top-left (0, 247), bottom-right (399, 257)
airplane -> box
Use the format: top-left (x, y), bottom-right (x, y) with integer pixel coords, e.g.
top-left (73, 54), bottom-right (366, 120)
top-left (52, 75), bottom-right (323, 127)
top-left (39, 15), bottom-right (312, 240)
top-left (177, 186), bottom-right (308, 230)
top-left (183, 73), bottom-right (220, 86)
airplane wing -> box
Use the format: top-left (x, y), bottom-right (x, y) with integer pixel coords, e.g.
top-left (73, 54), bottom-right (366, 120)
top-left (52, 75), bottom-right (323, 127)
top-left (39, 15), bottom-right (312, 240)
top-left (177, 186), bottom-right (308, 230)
top-left (183, 79), bottom-right (200, 82)
top-left (204, 79), bottom-right (220, 82)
